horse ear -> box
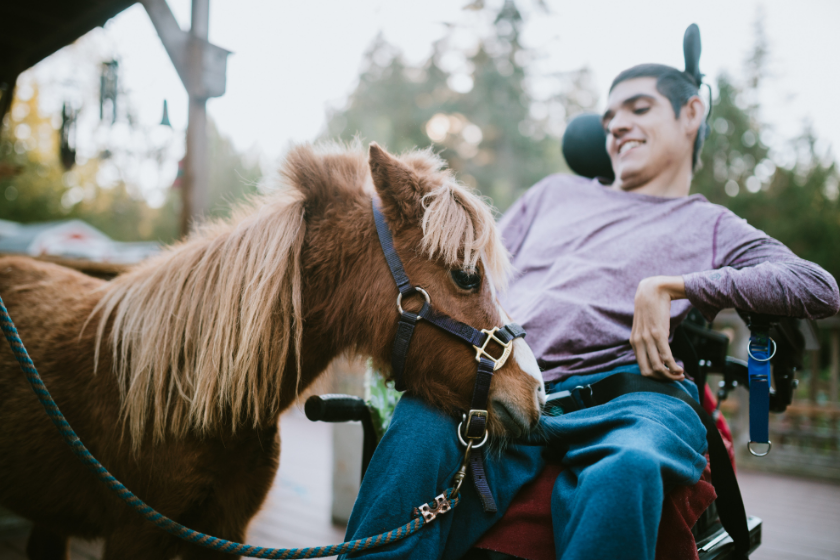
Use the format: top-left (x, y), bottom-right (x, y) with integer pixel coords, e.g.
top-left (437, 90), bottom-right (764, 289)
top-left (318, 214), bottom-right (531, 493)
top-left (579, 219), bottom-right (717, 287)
top-left (369, 143), bottom-right (424, 224)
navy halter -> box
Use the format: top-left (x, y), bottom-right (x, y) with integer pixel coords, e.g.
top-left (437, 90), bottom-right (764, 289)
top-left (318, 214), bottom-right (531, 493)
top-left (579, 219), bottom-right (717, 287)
top-left (372, 198), bottom-right (526, 512)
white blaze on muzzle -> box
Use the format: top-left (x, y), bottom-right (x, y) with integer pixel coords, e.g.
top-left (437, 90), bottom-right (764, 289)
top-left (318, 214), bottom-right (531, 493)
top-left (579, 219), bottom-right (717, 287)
top-left (495, 299), bottom-right (546, 404)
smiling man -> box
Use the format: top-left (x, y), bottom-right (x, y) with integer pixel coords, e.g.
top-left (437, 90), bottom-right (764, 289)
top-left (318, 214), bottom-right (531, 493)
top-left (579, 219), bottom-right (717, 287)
top-left (339, 61), bottom-right (840, 560)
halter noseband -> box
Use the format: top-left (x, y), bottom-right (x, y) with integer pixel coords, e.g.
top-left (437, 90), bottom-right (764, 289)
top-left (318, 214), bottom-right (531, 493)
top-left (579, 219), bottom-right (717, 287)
top-left (372, 198), bottom-right (526, 512)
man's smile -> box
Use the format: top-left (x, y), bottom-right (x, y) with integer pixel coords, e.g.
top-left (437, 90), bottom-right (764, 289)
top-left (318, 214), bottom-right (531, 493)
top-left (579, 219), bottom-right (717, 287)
top-left (618, 139), bottom-right (646, 155)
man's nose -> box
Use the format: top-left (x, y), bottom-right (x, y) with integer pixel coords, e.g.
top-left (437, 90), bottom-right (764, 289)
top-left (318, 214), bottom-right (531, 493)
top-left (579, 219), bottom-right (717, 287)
top-left (608, 114), bottom-right (631, 138)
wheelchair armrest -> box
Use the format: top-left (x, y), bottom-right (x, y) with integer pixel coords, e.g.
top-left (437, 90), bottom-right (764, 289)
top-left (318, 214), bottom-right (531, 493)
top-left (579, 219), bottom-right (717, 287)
top-left (304, 394), bottom-right (378, 480)
top-left (305, 394), bottom-right (370, 423)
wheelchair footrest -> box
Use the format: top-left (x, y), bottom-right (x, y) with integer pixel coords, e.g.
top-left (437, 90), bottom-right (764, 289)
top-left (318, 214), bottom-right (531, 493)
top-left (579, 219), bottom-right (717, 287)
top-left (697, 516), bottom-right (762, 560)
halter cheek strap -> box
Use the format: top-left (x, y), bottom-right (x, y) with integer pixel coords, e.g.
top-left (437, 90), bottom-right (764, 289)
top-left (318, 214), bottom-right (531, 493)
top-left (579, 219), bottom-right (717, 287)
top-left (372, 198), bottom-right (527, 513)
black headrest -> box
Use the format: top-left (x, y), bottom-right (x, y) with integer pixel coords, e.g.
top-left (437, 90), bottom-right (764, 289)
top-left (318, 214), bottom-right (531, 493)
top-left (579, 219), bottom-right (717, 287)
top-left (562, 113), bottom-right (613, 182)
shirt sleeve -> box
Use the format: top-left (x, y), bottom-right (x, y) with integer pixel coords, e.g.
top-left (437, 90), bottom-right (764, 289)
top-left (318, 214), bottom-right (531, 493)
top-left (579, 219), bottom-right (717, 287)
top-left (497, 179), bottom-right (549, 258)
top-left (682, 209), bottom-right (840, 321)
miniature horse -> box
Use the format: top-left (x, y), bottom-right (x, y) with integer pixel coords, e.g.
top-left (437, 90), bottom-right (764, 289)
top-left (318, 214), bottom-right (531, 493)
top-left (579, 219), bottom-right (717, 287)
top-left (0, 142), bottom-right (544, 559)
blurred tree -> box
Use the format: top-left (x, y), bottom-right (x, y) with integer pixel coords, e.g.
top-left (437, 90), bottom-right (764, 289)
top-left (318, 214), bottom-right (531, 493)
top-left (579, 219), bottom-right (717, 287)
top-left (324, 34), bottom-right (450, 153)
top-left (323, 0), bottom-right (598, 210)
top-left (691, 18), bottom-right (839, 283)
top-left (0, 82), bottom-right (177, 242)
top-left (1, 82), bottom-right (261, 246)
top-left (205, 119), bottom-right (262, 219)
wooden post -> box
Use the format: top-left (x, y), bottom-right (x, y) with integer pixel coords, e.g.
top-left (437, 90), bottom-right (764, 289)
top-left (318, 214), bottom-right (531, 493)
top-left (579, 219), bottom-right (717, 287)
top-left (830, 328), bottom-right (839, 406)
top-left (141, 0), bottom-right (230, 238)
top-left (810, 349), bottom-right (820, 404)
top-left (181, 0), bottom-right (210, 237)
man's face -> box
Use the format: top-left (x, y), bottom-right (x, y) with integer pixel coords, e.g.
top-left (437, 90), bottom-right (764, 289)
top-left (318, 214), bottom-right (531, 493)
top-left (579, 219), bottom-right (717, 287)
top-left (602, 77), bottom-right (696, 191)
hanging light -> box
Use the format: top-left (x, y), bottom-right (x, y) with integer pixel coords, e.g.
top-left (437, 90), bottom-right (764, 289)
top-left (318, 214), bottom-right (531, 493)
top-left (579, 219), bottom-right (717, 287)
top-left (160, 99), bottom-right (171, 127)
top-left (99, 60), bottom-right (119, 124)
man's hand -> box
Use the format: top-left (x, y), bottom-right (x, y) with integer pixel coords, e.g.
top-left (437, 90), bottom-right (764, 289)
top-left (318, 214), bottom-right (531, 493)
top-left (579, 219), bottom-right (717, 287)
top-left (631, 276), bottom-right (687, 381)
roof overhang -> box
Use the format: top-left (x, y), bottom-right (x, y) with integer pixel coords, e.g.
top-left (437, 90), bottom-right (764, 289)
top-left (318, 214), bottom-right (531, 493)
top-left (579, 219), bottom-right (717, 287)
top-left (0, 0), bottom-right (137, 118)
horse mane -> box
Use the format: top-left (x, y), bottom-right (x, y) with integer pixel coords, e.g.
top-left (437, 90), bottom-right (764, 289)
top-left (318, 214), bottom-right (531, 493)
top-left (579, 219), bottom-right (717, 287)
top-left (93, 187), bottom-right (307, 447)
top-left (93, 141), bottom-right (509, 447)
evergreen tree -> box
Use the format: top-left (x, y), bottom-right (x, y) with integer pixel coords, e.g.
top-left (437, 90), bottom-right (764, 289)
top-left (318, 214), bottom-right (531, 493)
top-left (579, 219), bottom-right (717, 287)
top-left (323, 0), bottom-right (597, 211)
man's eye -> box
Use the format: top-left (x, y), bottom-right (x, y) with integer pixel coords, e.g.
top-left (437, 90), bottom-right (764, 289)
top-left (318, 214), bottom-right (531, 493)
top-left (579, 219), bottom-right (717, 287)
top-left (450, 269), bottom-right (481, 291)
top-left (634, 107), bottom-right (650, 115)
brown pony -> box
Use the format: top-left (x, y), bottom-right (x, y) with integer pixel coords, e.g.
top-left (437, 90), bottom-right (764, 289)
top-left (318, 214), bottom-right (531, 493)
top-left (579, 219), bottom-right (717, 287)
top-left (0, 142), bottom-right (544, 559)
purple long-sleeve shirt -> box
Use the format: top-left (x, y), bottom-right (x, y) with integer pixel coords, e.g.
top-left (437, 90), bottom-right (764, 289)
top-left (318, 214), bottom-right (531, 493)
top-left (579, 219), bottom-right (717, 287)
top-left (498, 174), bottom-right (840, 383)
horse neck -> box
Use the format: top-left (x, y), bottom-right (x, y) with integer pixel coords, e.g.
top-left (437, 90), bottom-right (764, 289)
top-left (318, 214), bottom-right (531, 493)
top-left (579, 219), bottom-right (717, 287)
top-left (288, 199), bottom-right (395, 401)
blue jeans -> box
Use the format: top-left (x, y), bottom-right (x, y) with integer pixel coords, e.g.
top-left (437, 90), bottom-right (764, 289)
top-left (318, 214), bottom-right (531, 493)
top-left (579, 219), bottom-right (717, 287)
top-left (340, 365), bottom-right (708, 560)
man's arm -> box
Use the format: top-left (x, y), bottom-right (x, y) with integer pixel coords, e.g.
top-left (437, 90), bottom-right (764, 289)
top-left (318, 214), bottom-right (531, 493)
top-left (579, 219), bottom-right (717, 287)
top-left (682, 211), bottom-right (840, 321)
top-left (631, 210), bottom-right (839, 381)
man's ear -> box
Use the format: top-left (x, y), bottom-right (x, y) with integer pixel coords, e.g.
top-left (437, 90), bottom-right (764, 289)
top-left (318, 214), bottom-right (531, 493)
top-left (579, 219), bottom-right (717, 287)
top-left (369, 142), bottom-right (424, 225)
top-left (682, 95), bottom-right (706, 138)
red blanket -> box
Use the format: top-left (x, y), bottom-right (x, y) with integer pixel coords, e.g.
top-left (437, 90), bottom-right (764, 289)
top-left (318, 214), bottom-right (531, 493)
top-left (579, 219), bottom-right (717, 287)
top-left (475, 385), bottom-right (732, 560)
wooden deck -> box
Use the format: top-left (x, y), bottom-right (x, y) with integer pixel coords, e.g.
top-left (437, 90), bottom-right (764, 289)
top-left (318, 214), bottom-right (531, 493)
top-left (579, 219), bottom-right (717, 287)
top-left (2, 409), bottom-right (839, 559)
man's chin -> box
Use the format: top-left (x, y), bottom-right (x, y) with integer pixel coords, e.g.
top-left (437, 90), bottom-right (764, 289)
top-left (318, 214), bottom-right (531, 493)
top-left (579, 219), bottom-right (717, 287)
top-left (614, 167), bottom-right (650, 192)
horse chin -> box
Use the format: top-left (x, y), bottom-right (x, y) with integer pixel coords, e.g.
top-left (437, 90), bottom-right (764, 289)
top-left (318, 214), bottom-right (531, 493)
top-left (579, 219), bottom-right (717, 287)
top-left (486, 342), bottom-right (544, 440)
top-left (488, 395), bottom-right (539, 440)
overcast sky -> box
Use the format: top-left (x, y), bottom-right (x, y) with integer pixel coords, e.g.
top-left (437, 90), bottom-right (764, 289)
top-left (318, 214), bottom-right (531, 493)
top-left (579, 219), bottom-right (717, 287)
top-left (26, 0), bottom-right (840, 174)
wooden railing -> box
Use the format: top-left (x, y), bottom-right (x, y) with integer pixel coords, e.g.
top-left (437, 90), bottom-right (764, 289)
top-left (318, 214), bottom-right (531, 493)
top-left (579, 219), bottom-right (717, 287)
top-left (0, 253), bottom-right (129, 279)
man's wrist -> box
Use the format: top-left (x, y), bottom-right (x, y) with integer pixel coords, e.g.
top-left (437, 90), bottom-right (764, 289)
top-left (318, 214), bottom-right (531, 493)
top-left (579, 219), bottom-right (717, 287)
top-left (643, 275), bottom-right (687, 300)
top-left (660, 275), bottom-right (687, 300)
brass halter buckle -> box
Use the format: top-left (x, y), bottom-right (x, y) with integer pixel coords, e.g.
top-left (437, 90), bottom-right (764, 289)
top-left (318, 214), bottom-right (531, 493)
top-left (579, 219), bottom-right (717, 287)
top-left (473, 327), bottom-right (513, 371)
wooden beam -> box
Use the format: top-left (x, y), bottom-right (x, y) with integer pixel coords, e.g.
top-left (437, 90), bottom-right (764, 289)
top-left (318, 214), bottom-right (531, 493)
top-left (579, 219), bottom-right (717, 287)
top-left (140, 0), bottom-right (229, 99)
top-left (20, 0), bottom-right (138, 75)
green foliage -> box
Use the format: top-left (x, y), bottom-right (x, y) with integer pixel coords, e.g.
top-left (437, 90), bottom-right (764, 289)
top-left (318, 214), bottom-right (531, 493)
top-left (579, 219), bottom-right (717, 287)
top-left (1, 84), bottom-right (261, 245)
top-left (364, 364), bottom-right (402, 441)
top-left (0, 85), bottom-right (176, 242)
top-left (323, 1), bottom-right (597, 210)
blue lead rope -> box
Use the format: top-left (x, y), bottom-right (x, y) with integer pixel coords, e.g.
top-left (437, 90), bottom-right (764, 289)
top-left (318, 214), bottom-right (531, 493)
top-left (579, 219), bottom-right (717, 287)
top-left (747, 334), bottom-right (771, 455)
top-left (0, 294), bottom-right (457, 558)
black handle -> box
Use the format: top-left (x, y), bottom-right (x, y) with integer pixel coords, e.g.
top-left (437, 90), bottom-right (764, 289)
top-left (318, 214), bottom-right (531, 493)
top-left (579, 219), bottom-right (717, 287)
top-left (304, 394), bottom-right (370, 423)
top-left (304, 394), bottom-right (379, 481)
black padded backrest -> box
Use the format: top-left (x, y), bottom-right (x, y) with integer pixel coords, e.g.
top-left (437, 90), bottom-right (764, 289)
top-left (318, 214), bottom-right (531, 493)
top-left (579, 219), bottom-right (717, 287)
top-left (561, 113), bottom-right (614, 183)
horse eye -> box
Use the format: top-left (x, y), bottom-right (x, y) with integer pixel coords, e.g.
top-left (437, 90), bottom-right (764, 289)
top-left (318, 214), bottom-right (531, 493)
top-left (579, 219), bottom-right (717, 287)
top-left (450, 269), bottom-right (481, 291)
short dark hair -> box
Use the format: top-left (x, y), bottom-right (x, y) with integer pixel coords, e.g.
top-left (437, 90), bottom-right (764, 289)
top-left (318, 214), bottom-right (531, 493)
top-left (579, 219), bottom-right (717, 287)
top-left (610, 63), bottom-right (706, 170)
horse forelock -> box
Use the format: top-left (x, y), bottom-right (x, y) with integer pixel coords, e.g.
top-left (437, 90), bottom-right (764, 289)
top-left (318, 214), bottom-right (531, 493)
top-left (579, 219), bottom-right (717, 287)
top-left (406, 151), bottom-right (511, 290)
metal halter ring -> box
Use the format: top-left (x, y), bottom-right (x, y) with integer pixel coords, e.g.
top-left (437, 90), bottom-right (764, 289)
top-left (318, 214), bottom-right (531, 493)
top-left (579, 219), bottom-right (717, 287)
top-left (396, 287), bottom-right (431, 316)
top-left (748, 440), bottom-right (772, 457)
top-left (457, 421), bottom-right (489, 449)
top-left (747, 337), bottom-right (777, 362)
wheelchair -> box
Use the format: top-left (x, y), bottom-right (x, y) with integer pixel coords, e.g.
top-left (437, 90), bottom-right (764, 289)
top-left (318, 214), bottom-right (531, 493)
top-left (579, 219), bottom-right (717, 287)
top-left (306, 308), bottom-right (810, 559)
